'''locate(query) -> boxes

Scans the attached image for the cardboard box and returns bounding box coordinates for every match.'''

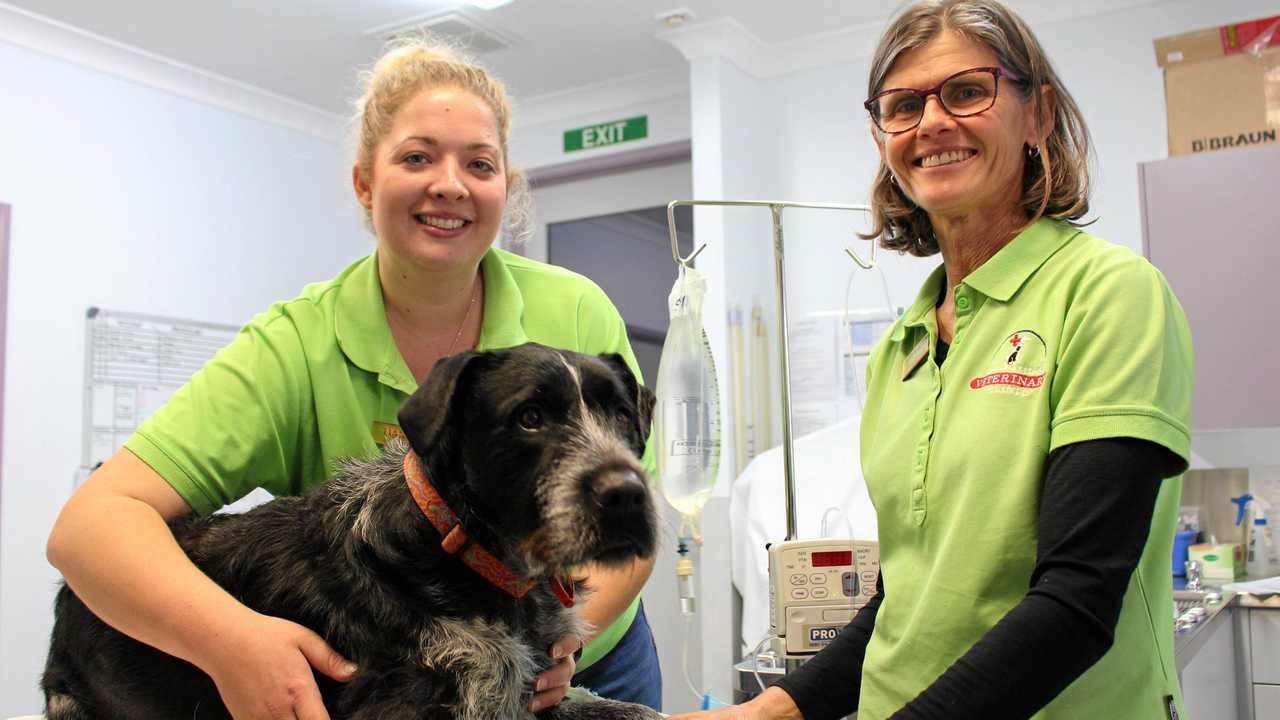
[1189,543,1245,581]
[1153,16,1280,156]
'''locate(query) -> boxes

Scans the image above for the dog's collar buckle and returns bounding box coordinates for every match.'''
[441,525,469,555]
[402,450,538,600]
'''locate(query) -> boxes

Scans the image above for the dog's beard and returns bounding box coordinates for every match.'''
[519,507,656,577]
[518,419,656,577]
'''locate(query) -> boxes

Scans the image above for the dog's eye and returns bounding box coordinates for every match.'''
[517,405,544,431]
[614,409,631,426]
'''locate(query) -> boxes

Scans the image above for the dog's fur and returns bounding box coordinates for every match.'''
[43,343,664,720]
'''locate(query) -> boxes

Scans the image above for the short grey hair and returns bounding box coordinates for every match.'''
[862,0,1094,256]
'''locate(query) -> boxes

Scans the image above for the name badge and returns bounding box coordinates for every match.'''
[372,421,406,446]
[902,334,930,381]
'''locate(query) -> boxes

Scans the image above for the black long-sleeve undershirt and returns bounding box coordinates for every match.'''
[773,436,1183,720]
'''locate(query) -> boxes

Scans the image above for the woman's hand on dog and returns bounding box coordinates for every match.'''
[205,612,357,719]
[528,635,580,713]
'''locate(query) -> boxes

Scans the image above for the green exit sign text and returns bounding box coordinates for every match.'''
[564,116,648,153]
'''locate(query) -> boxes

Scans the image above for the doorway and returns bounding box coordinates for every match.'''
[530,160,692,384]
[547,205,692,384]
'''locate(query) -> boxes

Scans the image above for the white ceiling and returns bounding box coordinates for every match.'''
[5,0,1170,128]
[3,0,909,116]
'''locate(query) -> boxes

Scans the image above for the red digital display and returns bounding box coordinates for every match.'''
[812,550,853,567]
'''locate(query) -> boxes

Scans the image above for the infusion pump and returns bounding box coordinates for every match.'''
[768,539,879,655]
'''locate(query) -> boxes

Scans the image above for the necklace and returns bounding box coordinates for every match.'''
[445,279,481,357]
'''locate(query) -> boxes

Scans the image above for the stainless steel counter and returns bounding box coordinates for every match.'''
[1174,589,1234,673]
[1173,586,1280,672]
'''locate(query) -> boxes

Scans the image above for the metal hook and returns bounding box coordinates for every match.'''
[845,245,876,270]
[667,201,703,268]
[682,243,707,268]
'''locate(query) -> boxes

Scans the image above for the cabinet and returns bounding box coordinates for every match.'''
[1250,611,1280,719]
[1224,607,1280,719]
[1256,684,1280,719]
[1253,611,1280,684]
[1178,604,1280,719]
[1181,607,1238,719]
[1139,144,1280,435]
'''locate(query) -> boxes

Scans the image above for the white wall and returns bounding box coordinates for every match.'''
[0,39,360,714]
[510,68,690,171]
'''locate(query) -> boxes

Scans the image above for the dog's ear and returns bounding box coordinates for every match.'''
[599,353,656,443]
[398,351,485,460]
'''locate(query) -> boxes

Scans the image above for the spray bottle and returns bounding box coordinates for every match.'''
[1233,494,1277,577]
[1248,497,1275,577]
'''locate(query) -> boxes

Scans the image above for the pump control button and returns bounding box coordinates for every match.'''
[791,589,809,600]
[812,588,830,599]
[791,574,807,586]
[810,574,826,584]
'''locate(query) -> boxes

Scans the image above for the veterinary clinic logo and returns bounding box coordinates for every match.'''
[969,330,1047,394]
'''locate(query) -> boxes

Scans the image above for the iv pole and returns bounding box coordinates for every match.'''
[665,200,875,542]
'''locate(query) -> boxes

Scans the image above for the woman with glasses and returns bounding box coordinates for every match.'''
[675,1,1193,719]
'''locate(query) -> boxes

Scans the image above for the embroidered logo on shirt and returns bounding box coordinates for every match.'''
[969,330,1047,394]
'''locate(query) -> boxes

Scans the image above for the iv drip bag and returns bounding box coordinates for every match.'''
[655,264,722,530]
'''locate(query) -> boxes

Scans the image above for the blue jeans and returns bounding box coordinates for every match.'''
[572,601,663,711]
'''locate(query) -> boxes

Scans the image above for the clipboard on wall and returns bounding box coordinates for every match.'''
[78,307,239,486]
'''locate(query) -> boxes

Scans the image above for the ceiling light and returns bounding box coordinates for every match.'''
[461,0,515,9]
[655,7,697,28]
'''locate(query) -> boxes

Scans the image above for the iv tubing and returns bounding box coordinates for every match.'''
[681,614,701,702]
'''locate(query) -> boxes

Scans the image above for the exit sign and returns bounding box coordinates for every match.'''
[564,115,648,152]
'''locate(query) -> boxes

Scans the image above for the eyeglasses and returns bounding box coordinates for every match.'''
[864,66,1014,134]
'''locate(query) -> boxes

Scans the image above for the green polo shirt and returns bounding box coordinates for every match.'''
[125,247,652,671]
[856,219,1193,719]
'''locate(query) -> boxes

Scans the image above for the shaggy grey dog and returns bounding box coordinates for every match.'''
[43,343,664,720]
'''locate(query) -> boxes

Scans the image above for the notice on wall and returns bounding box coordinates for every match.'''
[79,307,239,484]
[788,310,896,438]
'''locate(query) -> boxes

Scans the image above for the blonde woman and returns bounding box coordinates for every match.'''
[47,40,660,718]
[677,1,1192,718]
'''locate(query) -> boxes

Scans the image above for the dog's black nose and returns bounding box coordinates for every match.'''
[594,469,649,514]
